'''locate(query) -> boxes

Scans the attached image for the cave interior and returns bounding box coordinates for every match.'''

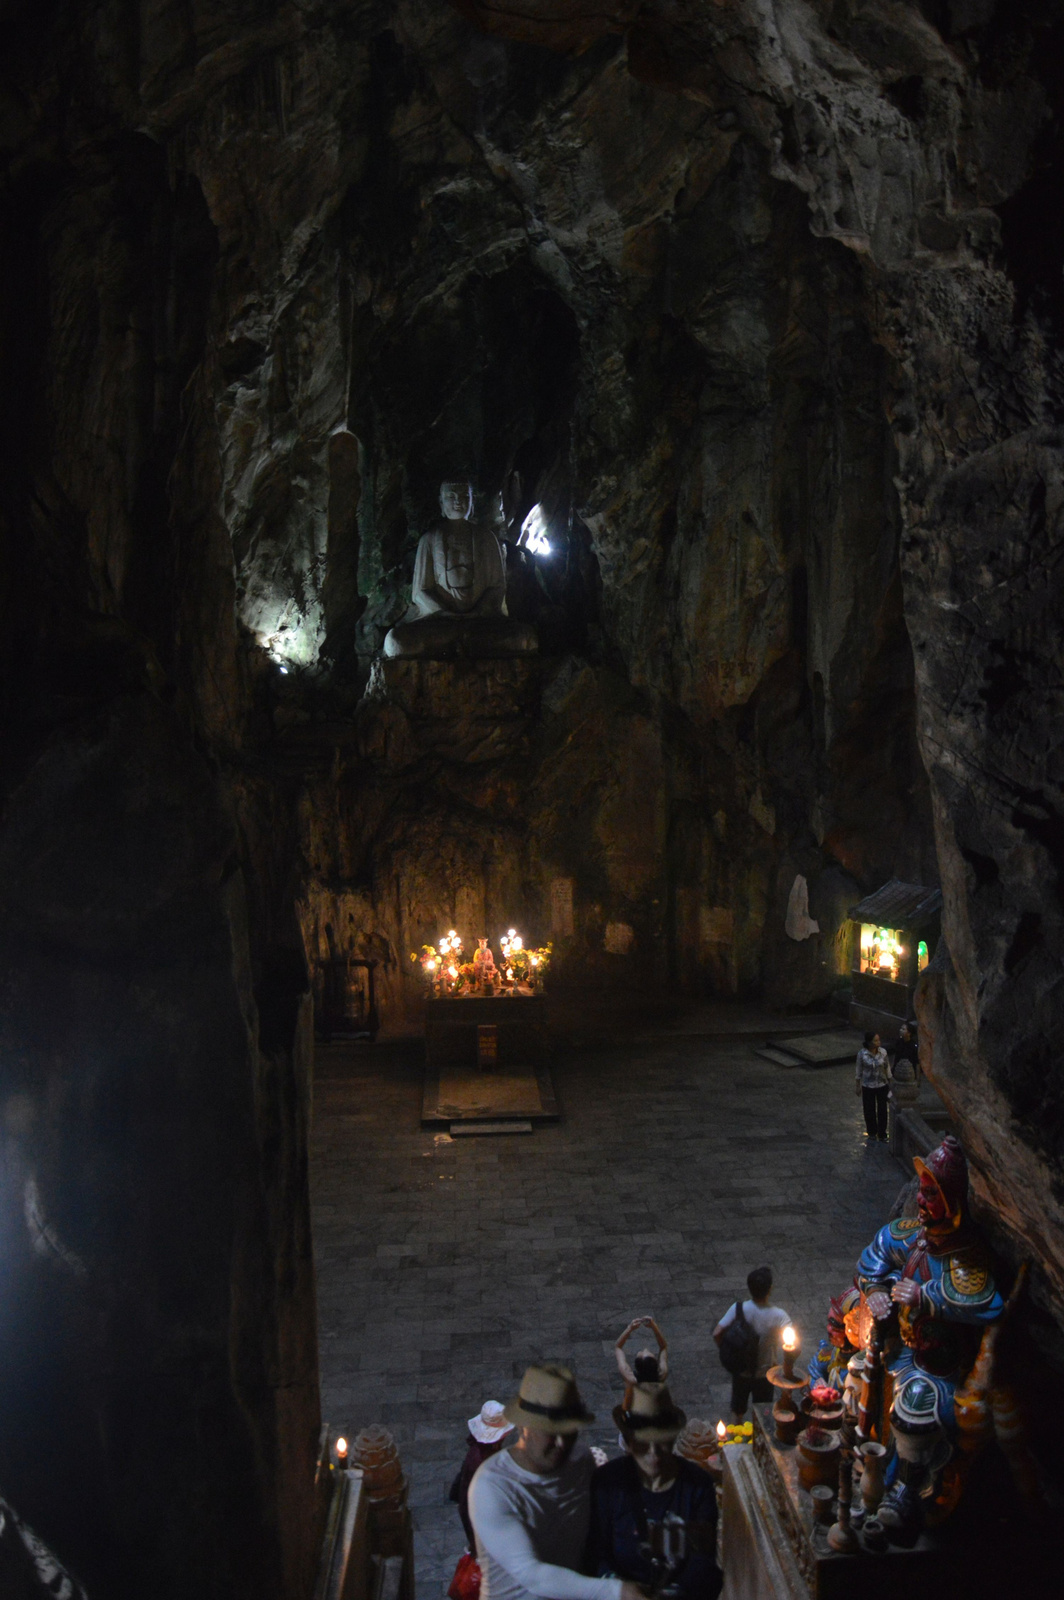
[2,0,1064,1595]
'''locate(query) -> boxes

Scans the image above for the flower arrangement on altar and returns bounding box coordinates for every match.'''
[719,1421,753,1445]
[411,929,552,996]
[498,929,552,990]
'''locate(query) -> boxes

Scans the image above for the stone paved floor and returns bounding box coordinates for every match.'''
[310,1002,907,1598]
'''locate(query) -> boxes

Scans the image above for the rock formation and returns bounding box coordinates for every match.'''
[2,0,1063,1588]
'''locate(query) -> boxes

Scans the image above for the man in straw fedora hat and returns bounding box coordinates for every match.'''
[587,1386,720,1599]
[469,1364,646,1600]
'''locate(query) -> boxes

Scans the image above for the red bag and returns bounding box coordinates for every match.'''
[448,1552,481,1600]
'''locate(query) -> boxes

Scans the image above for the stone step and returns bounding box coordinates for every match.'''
[752,1046,806,1068]
[449,1120,533,1136]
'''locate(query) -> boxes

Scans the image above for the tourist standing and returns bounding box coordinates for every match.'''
[713,1267,790,1423]
[468,1365,643,1600]
[451,1401,514,1550]
[856,1031,890,1140]
[614,1314,669,1401]
[588,1385,721,1599]
[892,1023,918,1080]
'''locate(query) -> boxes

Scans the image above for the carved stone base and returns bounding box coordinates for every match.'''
[382,613,537,659]
[363,656,539,763]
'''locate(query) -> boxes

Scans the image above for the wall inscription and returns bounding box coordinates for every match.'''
[550,877,574,937]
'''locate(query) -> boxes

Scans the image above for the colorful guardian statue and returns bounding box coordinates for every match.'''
[855,1134,1004,1534]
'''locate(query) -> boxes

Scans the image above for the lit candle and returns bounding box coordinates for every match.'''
[781,1323,799,1380]
[716,1420,726,1449]
[781,1325,797,1352]
[336,1435,349,1470]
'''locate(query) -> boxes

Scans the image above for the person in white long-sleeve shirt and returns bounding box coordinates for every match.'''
[469,1364,644,1600]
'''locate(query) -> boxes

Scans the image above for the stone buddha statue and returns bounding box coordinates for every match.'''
[383,481,537,659]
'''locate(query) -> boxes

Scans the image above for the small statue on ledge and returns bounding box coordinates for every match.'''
[807,1286,864,1394]
[383,481,537,660]
[854,1134,1004,1534]
[473,938,496,992]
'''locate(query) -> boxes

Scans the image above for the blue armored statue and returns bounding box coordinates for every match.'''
[855,1134,1004,1535]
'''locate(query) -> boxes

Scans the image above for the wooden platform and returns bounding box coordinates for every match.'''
[421,1063,558,1126]
[421,994,557,1126]
[424,994,547,1070]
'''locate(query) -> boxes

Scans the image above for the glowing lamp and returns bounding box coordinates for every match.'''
[521,504,552,555]
[336,1436,349,1468]
[716,1420,726,1445]
[781,1325,797,1353]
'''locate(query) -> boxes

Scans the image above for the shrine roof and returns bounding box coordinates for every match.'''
[848,878,943,929]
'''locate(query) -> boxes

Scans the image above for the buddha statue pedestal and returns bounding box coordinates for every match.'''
[364,656,540,763]
[384,612,536,661]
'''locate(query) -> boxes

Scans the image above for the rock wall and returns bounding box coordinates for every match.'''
[439,0,1064,1360]
[2,0,1064,1585]
[286,4,938,1022]
[0,66,321,1600]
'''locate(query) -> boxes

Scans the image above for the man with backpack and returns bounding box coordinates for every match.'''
[713,1267,790,1423]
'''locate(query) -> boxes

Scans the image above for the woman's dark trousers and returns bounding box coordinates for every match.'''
[863,1085,889,1139]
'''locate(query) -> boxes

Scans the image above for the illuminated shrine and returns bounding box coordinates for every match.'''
[848,880,942,1035]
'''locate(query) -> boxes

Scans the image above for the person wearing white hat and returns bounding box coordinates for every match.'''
[469,1365,644,1600]
[451,1402,515,1549]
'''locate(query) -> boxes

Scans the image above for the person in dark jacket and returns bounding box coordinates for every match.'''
[892,1023,918,1078]
[587,1386,721,1600]
[450,1400,513,1549]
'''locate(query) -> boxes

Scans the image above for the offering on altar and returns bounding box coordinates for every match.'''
[412,931,468,995]
[412,928,552,996]
[473,938,496,991]
[499,930,552,993]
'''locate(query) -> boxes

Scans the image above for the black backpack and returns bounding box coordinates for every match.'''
[718,1296,760,1376]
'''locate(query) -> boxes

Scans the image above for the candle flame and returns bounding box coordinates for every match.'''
[716,1420,726,1441]
[782,1325,797,1351]
[336,1436,348,1456]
